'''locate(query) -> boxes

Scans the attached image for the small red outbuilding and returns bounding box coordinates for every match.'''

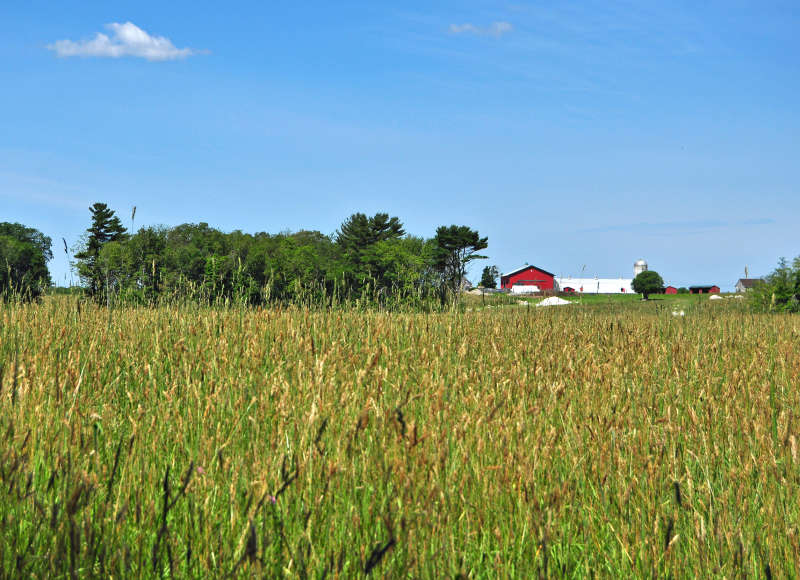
[664,286,678,295]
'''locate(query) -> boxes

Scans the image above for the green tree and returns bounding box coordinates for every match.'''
[127,226,167,302]
[74,203,127,298]
[336,213,405,253]
[749,256,800,312]
[367,236,436,305]
[0,222,52,300]
[336,212,406,292]
[677,287,689,294]
[479,265,499,289]
[97,240,130,301]
[95,227,167,304]
[632,270,664,300]
[202,254,222,301]
[432,225,488,301]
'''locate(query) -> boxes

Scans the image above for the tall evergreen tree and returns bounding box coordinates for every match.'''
[336,213,405,253]
[479,265,499,289]
[336,212,405,288]
[74,203,127,298]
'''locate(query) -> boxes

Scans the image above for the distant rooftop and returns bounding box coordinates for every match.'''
[501,264,555,278]
[736,278,763,288]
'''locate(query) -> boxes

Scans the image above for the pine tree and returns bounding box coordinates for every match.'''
[74,203,127,298]
[432,225,488,301]
[336,212,405,288]
[336,213,405,255]
[480,265,499,289]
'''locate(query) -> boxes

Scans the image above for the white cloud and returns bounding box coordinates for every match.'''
[48,22,203,61]
[449,21,513,37]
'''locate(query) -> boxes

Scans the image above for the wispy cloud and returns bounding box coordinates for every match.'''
[578,218,775,234]
[48,22,204,61]
[739,218,775,226]
[449,21,513,38]
[0,170,94,210]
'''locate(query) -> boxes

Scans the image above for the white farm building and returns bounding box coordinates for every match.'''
[554,277,634,294]
[553,259,645,294]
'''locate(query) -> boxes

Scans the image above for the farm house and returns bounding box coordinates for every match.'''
[500,265,555,293]
[735,278,762,293]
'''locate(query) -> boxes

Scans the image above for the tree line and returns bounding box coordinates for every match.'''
[7,203,799,311]
[60,203,488,308]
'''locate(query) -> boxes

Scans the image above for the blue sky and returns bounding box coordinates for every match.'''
[2,1,798,289]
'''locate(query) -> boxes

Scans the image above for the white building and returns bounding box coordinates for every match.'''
[734,278,762,293]
[555,277,634,294]
[553,259,645,294]
[510,285,540,294]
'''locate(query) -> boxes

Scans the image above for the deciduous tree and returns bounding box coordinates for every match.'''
[0,222,52,300]
[632,270,664,300]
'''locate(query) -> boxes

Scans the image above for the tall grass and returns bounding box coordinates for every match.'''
[0,297,798,576]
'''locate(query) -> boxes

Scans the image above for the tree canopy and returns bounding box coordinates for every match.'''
[335,212,410,292]
[632,270,664,300]
[57,205,483,309]
[0,222,52,300]
[336,212,405,253]
[480,266,499,289]
[74,203,128,298]
[748,256,800,312]
[432,225,488,301]
[1,203,491,309]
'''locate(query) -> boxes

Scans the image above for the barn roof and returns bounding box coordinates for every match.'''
[736,278,762,288]
[501,264,555,278]
[689,285,719,289]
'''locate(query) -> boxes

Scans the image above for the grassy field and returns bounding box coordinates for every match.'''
[1,297,798,577]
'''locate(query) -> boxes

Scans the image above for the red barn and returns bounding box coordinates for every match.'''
[500,265,555,291]
[689,285,720,294]
[664,286,678,295]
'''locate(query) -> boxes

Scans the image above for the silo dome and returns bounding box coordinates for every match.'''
[634,259,648,277]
